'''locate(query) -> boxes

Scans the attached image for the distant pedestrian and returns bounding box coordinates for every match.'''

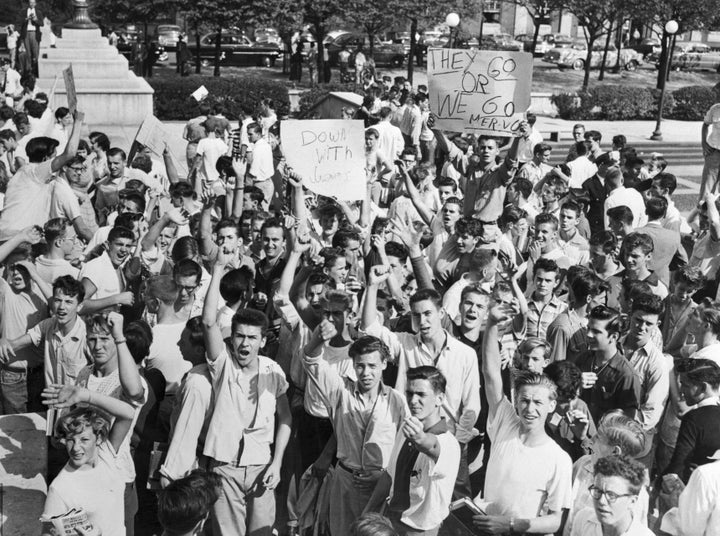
[290,41,303,83]
[323,45,331,83]
[306,42,317,88]
[355,45,366,86]
[701,102,720,197]
[6,25,19,70]
[338,44,350,82]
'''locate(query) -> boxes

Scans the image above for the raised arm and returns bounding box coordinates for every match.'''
[202,251,233,362]
[108,312,144,403]
[51,111,84,172]
[399,162,434,226]
[704,191,720,241]
[231,157,247,219]
[163,144,181,184]
[142,207,188,253]
[0,226,42,265]
[16,260,52,301]
[360,265,390,330]
[482,303,517,422]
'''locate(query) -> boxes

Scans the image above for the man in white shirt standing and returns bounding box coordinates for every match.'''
[701,102,720,198]
[374,106,405,161]
[0,58,23,107]
[247,122,274,209]
[604,167,647,229]
[516,113,544,164]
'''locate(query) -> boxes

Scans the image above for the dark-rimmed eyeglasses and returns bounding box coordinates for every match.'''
[588,485,636,503]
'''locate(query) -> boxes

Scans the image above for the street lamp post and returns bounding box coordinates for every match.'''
[66,0,98,29]
[651,20,679,141]
[446,13,460,48]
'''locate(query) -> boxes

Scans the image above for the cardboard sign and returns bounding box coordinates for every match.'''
[134,115,167,155]
[281,120,366,201]
[62,64,77,113]
[427,48,533,136]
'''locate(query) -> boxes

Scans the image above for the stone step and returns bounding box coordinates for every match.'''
[41,47,119,60]
[39,57,130,79]
[52,38,109,49]
[37,77,153,93]
[62,28,103,40]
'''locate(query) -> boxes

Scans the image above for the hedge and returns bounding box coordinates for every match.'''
[551,85,674,121]
[148,75,290,121]
[670,85,720,121]
[552,84,720,121]
[296,82,362,118]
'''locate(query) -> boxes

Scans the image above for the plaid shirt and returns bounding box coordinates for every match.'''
[525,294,566,340]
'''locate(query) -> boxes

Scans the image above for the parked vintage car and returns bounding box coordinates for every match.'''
[630,37,661,58]
[154,24,181,51]
[544,40,643,70]
[480,33,523,51]
[651,42,720,72]
[516,33,573,56]
[189,32,282,67]
[325,32,407,67]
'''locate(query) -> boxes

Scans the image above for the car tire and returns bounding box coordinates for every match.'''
[571,59,584,70]
[625,60,639,71]
[260,56,272,68]
[391,56,403,67]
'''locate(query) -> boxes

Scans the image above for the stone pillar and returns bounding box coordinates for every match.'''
[65,0,98,30]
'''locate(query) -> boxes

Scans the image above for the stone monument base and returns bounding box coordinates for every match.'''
[38,28,153,126]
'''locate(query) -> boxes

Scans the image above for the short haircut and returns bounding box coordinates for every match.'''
[219,267,253,305]
[246,122,262,135]
[204,116,226,135]
[409,288,442,309]
[702,308,720,337]
[121,190,147,213]
[574,140,590,156]
[510,177,533,200]
[231,308,269,335]
[612,134,627,148]
[589,230,618,255]
[54,407,109,442]
[653,172,677,194]
[650,156,668,172]
[560,200,581,218]
[44,217,71,245]
[594,455,646,494]
[460,282,491,302]
[607,205,634,227]
[513,371,557,400]
[157,470,222,535]
[455,217,483,238]
[244,185,265,204]
[124,321,153,365]
[675,358,720,389]
[26,136,59,163]
[55,106,70,121]
[349,335,390,362]
[595,152,617,168]
[437,177,458,191]
[570,270,606,304]
[260,217,284,235]
[107,226,135,244]
[146,275,179,305]
[86,313,112,335]
[585,130,602,143]
[630,293,663,316]
[533,142,552,156]
[645,196,667,220]
[589,305,623,335]
[320,247,345,269]
[534,257,559,277]
[214,218,240,236]
[385,241,408,263]
[596,412,646,457]
[173,259,202,284]
[0,129,16,142]
[171,236,200,263]
[517,337,551,362]
[673,265,705,289]
[89,132,110,152]
[169,181,196,200]
[498,205,528,232]
[131,154,152,173]
[324,289,354,312]
[406,366,447,394]
[0,105,14,121]
[332,229,361,249]
[535,212,559,231]
[622,279,653,304]
[544,361,582,402]
[621,232,654,256]
[365,127,379,139]
[53,275,85,303]
[107,147,127,161]
[350,513,398,536]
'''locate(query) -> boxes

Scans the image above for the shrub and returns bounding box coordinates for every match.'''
[297,82,362,118]
[551,85,673,120]
[148,75,290,121]
[669,85,720,121]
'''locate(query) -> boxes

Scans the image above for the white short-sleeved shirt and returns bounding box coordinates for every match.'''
[478,397,573,519]
[705,103,720,150]
[387,428,461,530]
[35,255,80,285]
[571,507,654,536]
[196,137,228,185]
[79,251,124,300]
[0,160,54,241]
[42,442,125,536]
[50,178,82,222]
[146,322,193,395]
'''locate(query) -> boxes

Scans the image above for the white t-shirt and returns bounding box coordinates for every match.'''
[35,255,80,285]
[0,159,54,241]
[567,156,598,189]
[146,322,193,395]
[79,251,124,300]
[42,441,125,536]
[50,178,82,222]
[705,103,720,150]
[387,428,460,530]
[604,187,648,229]
[478,397,573,519]
[196,137,228,186]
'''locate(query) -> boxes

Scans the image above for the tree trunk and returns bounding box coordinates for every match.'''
[408,18,417,85]
[314,24,325,83]
[666,34,676,83]
[213,27,222,77]
[599,27,612,81]
[531,14,542,57]
[612,16,623,73]
[368,31,375,56]
[194,22,201,74]
[282,37,292,75]
[583,35,595,89]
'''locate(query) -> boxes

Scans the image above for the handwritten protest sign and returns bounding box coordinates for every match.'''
[133,115,167,155]
[280,120,366,201]
[427,48,533,136]
[62,65,77,113]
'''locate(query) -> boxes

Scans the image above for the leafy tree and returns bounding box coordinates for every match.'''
[91,0,176,41]
[248,0,304,74]
[501,0,565,54]
[341,0,396,55]
[302,0,344,81]
[562,0,612,89]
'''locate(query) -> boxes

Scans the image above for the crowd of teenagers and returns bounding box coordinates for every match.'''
[0,71,719,536]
